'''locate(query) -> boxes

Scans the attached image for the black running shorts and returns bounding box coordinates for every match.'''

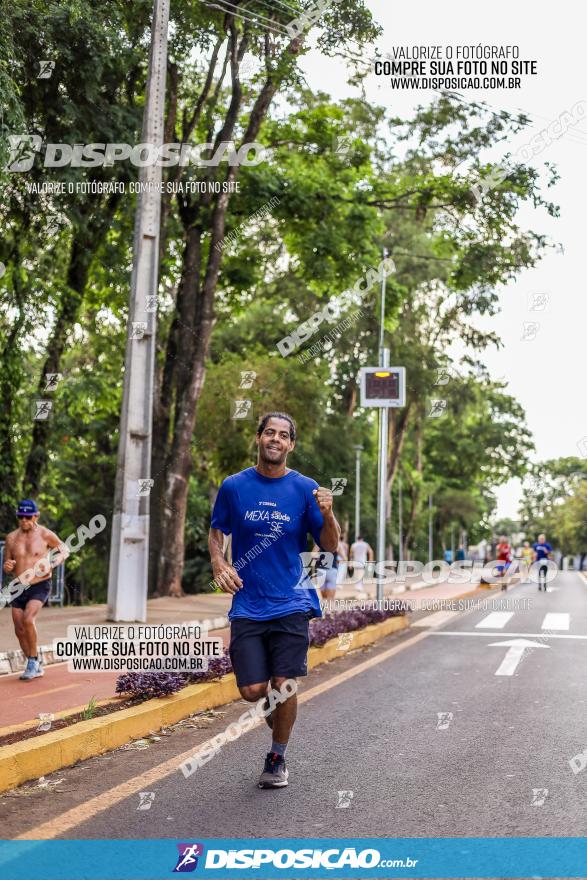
[8,578,52,611]
[229,611,312,687]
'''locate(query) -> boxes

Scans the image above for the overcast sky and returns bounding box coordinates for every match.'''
[300,0,587,519]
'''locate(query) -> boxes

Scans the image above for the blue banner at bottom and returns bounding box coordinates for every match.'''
[0,838,585,879]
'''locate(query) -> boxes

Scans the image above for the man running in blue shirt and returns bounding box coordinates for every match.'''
[208,412,340,789]
[533,533,553,591]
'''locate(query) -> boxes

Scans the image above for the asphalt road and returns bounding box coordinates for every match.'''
[2,572,586,843]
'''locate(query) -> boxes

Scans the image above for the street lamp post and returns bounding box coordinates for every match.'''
[398,474,403,564]
[107,0,170,622]
[358,249,405,607]
[428,494,433,563]
[353,444,363,542]
[376,249,390,606]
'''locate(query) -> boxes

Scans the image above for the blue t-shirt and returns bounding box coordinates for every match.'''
[533,542,552,560]
[211,467,324,621]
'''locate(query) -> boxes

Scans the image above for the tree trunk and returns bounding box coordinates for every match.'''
[387,404,412,496]
[402,418,423,557]
[384,403,412,552]
[151,16,302,595]
[342,380,357,417]
[156,244,213,596]
[22,239,88,496]
[150,45,225,593]
[0,242,28,532]
[150,225,202,594]
[23,196,121,496]
[154,80,279,595]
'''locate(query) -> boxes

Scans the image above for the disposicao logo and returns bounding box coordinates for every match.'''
[173,843,204,873]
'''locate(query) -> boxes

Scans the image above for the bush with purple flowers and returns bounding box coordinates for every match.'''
[309,605,404,647]
[115,670,187,700]
[115,604,406,699]
[186,650,233,684]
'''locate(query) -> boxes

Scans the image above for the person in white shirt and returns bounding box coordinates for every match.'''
[349,536,374,592]
[336,537,349,586]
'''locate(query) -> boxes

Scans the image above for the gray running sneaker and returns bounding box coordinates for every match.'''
[20,658,44,680]
[258,752,288,788]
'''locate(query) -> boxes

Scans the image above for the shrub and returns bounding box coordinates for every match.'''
[185,651,233,684]
[309,605,403,647]
[115,671,187,700]
[115,604,406,698]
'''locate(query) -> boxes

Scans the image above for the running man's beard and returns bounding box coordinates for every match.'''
[261,449,287,465]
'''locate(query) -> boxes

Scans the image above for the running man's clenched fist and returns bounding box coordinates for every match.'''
[313,487,334,516]
[211,560,243,594]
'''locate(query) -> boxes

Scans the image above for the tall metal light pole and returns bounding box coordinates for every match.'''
[398,475,403,564]
[376,249,390,605]
[353,444,363,542]
[428,494,433,563]
[107,0,170,622]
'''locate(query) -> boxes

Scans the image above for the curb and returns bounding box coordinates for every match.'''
[0,616,229,675]
[0,615,408,794]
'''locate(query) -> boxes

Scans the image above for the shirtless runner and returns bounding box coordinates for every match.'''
[3,499,69,680]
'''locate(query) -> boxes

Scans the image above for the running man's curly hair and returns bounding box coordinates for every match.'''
[256,412,296,442]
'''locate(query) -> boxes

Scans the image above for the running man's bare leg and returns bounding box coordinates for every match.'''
[20,599,44,657]
[239,679,297,741]
[239,682,268,703]
[11,608,30,655]
[271,675,297,744]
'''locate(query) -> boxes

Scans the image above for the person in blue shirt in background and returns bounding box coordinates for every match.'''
[208,412,340,789]
[533,533,553,591]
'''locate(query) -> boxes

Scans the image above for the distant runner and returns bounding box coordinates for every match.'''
[520,541,534,581]
[3,500,68,680]
[335,536,349,589]
[495,536,512,591]
[208,413,340,789]
[349,535,373,592]
[311,543,339,602]
[533,533,553,591]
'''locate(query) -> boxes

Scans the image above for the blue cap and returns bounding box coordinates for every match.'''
[16,499,39,517]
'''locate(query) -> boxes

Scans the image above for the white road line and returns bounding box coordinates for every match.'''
[489,639,549,676]
[430,631,587,640]
[541,613,570,631]
[413,611,459,628]
[475,611,514,629]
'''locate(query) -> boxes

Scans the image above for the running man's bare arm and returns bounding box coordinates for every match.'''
[44,528,70,568]
[367,544,374,562]
[208,528,243,594]
[313,488,340,553]
[3,534,16,573]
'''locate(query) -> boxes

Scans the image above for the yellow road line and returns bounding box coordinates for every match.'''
[20,684,81,700]
[16,631,429,840]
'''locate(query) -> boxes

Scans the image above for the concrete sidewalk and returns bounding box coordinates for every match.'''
[0,593,232,658]
[0,578,494,730]
[0,593,234,730]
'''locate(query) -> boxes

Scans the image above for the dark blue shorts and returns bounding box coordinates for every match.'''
[8,578,52,611]
[229,611,312,687]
